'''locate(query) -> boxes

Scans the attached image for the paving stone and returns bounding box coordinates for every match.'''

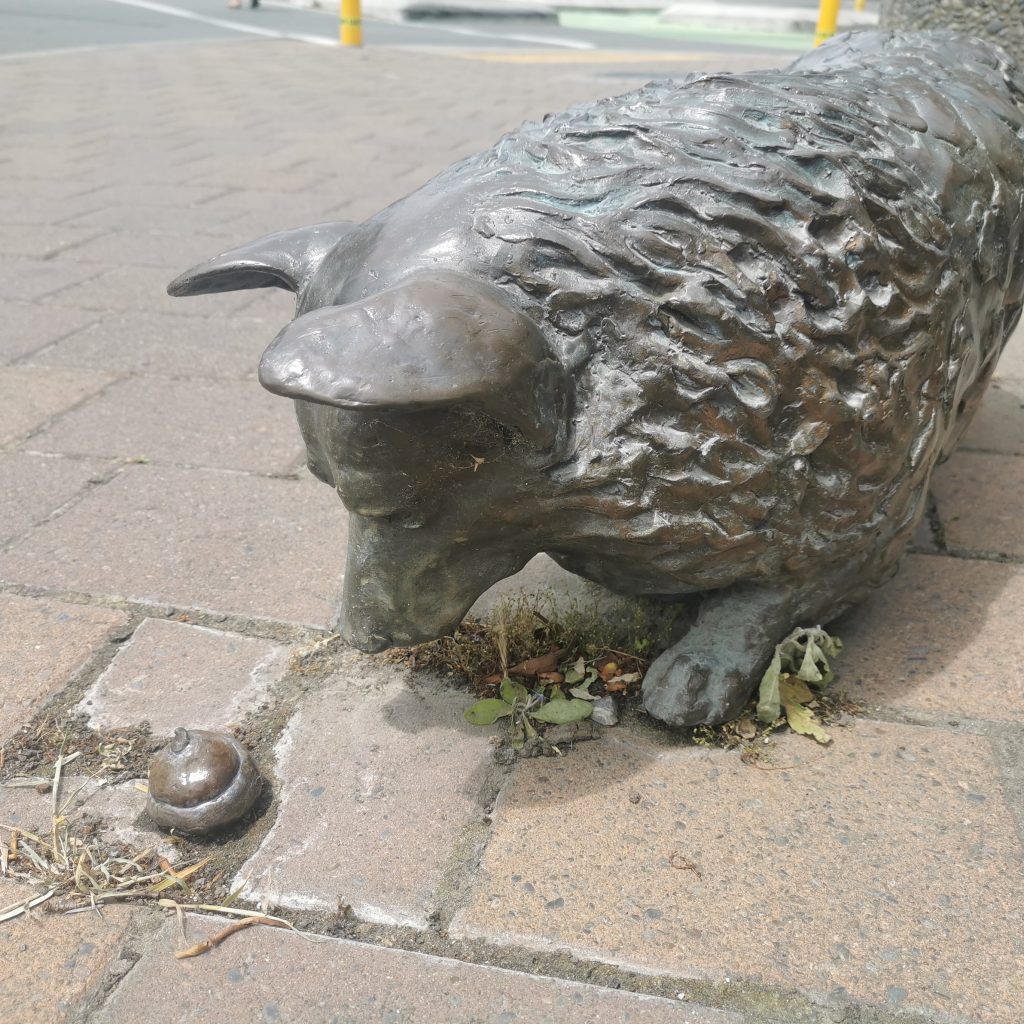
[453,722,1024,1024]
[73,183,229,210]
[0,452,112,546]
[835,554,1024,721]
[0,224,103,260]
[53,229,242,271]
[191,187,343,222]
[962,376,1024,456]
[234,654,494,927]
[1,777,180,864]
[0,879,136,1024]
[1,178,104,203]
[234,286,301,324]
[25,376,304,474]
[908,509,938,552]
[77,618,290,734]
[31,311,274,379]
[997,323,1024,378]
[0,195,105,228]
[47,264,260,318]
[930,452,1024,558]
[0,366,116,446]
[0,465,346,628]
[0,593,129,743]
[188,164,331,196]
[63,202,245,235]
[0,256,105,302]
[470,553,661,626]
[94,913,739,1024]
[0,302,99,364]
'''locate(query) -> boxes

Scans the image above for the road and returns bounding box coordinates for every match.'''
[1,0,806,58]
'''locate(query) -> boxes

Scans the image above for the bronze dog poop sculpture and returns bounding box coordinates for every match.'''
[169,31,1024,728]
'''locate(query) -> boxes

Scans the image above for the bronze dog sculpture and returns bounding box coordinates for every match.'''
[169,31,1024,727]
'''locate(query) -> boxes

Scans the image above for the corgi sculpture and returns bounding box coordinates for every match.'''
[169,32,1024,726]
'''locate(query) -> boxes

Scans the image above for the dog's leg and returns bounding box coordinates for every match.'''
[641,583,807,727]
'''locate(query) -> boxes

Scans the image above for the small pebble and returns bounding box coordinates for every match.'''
[591,695,619,727]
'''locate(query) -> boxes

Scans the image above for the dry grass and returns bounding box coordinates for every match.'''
[0,745,301,958]
[0,745,209,923]
[392,592,685,697]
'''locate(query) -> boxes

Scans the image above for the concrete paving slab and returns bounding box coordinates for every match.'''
[187,164,332,196]
[0,879,136,1024]
[1,777,180,865]
[453,723,1024,1023]
[30,311,273,380]
[92,912,741,1024]
[76,183,231,211]
[0,594,129,743]
[63,202,248,236]
[0,366,117,447]
[0,302,98,364]
[0,196,105,229]
[0,256,104,303]
[996,324,1024,378]
[0,224,103,261]
[1,179,107,203]
[962,377,1024,457]
[47,264,261,318]
[25,376,304,475]
[0,465,346,628]
[930,452,1024,558]
[52,229,242,271]
[835,554,1024,721]
[0,452,111,546]
[76,617,290,735]
[234,654,495,927]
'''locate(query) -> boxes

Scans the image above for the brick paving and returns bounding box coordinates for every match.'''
[92,914,741,1024]
[233,655,497,928]
[76,617,291,734]
[0,34,1021,1024]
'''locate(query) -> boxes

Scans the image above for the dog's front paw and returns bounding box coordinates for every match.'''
[641,649,755,727]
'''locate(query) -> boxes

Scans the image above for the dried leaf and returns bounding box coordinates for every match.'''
[781,700,831,744]
[797,641,825,684]
[756,648,783,724]
[736,717,757,740]
[538,672,565,684]
[508,647,567,677]
[779,676,814,705]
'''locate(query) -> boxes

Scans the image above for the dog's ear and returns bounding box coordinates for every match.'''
[167,221,357,296]
[258,271,570,451]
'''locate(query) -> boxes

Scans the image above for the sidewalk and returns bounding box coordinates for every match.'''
[1,37,1022,1024]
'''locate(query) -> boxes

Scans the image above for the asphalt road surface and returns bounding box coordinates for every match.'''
[1,0,805,57]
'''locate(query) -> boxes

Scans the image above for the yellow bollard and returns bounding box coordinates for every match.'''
[814,0,841,46]
[340,0,362,46]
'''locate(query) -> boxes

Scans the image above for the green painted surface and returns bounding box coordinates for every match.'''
[557,10,814,52]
